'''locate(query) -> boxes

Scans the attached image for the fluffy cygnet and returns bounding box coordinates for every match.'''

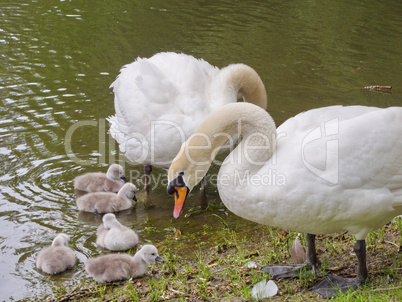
[76,183,137,213]
[85,244,164,282]
[96,213,139,251]
[36,233,76,275]
[74,164,127,192]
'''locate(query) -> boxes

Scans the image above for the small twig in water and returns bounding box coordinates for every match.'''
[363,85,392,90]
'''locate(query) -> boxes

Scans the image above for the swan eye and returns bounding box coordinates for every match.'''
[167,172,186,195]
[176,172,185,186]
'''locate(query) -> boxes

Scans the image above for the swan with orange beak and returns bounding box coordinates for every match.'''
[167,147,214,218]
[167,123,224,218]
[166,102,402,298]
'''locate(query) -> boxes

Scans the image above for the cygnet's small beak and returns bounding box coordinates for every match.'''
[155,256,165,263]
[121,176,128,182]
[132,195,137,202]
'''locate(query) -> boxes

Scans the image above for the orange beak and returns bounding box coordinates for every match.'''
[173,186,189,218]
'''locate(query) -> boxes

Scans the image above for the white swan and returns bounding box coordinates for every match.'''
[36,233,76,275]
[167,102,402,297]
[85,244,164,282]
[74,164,127,192]
[96,213,139,251]
[107,52,267,194]
[76,183,137,213]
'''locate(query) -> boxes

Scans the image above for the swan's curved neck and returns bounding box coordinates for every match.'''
[117,190,132,206]
[210,64,268,110]
[52,237,66,247]
[107,221,122,229]
[106,170,117,181]
[133,253,150,267]
[117,190,126,198]
[171,103,276,191]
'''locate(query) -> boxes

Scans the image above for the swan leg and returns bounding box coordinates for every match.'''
[144,165,152,196]
[200,175,208,210]
[309,239,367,298]
[354,239,368,282]
[306,233,320,273]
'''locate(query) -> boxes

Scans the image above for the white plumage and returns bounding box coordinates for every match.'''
[168,102,402,296]
[107,52,267,192]
[74,164,127,193]
[76,182,137,213]
[36,233,76,275]
[85,244,164,282]
[96,213,139,251]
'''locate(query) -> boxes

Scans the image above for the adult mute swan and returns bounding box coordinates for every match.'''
[74,164,127,193]
[167,102,402,297]
[36,233,76,275]
[107,52,267,195]
[85,244,164,282]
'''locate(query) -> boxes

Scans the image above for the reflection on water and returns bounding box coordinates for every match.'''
[1,0,401,300]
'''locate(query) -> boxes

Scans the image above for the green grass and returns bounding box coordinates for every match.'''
[32,216,402,302]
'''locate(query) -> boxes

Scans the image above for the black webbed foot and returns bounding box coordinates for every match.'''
[309,274,363,298]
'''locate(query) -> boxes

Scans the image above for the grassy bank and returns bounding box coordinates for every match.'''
[37,214,401,301]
